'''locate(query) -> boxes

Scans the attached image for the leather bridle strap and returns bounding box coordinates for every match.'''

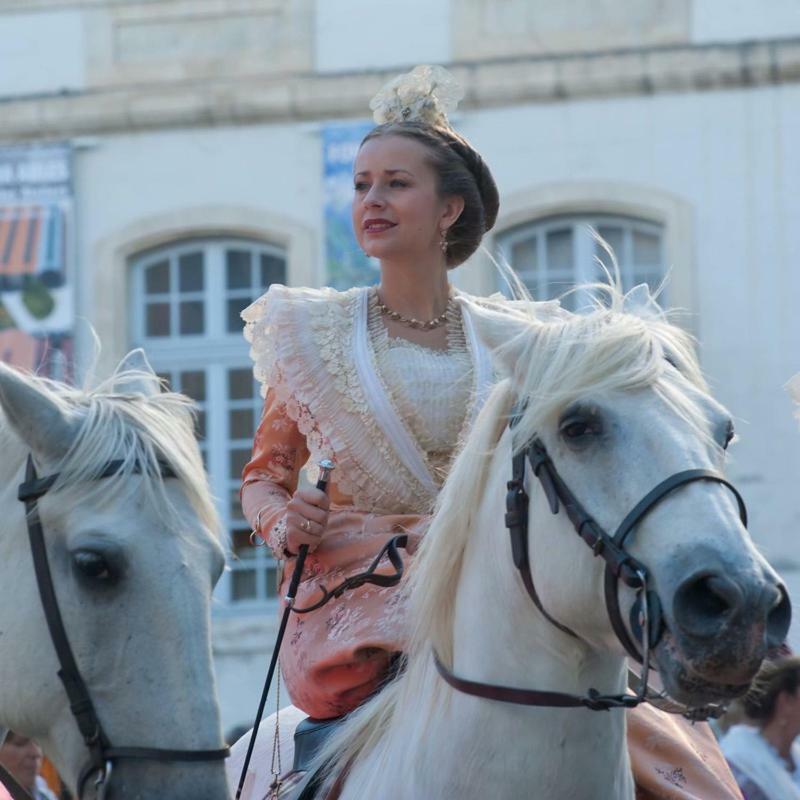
[21,455,112,788]
[506,449,582,639]
[433,652,639,711]
[603,468,748,662]
[18,455,229,799]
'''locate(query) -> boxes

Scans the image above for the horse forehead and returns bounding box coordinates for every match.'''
[59,481,218,552]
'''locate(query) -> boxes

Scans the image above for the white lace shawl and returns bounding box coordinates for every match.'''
[242,285,493,515]
[721,724,800,799]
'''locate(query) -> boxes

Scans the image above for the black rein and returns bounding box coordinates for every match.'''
[13,455,229,800]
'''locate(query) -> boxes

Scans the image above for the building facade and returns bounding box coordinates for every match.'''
[1,0,799,734]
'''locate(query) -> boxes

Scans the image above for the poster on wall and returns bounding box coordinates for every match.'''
[0,143,74,380]
[323,121,379,289]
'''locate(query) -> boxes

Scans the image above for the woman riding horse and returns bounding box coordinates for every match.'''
[242,65,742,798]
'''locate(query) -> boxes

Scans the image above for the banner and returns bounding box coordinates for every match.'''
[322,122,378,289]
[0,143,74,379]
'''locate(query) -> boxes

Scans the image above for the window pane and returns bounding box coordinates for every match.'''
[229,447,251,479]
[229,408,254,440]
[146,302,170,337]
[227,297,250,333]
[260,253,286,288]
[230,487,244,520]
[180,370,206,402]
[510,237,537,274]
[546,228,574,271]
[596,226,624,263]
[179,301,204,334]
[228,368,254,400]
[179,252,204,292]
[144,260,170,294]
[226,250,251,289]
[633,230,660,267]
[195,410,206,440]
[264,564,279,597]
[545,276,578,306]
[232,569,257,601]
[232,528,255,559]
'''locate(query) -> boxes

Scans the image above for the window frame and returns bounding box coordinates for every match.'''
[496,214,666,309]
[130,237,287,612]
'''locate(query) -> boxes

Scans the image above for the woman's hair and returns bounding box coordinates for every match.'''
[361,121,499,268]
[742,656,800,722]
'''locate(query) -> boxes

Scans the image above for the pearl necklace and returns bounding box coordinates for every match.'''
[375,292,452,330]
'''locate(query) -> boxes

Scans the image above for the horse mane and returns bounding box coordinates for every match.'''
[0,366,220,539]
[315,282,713,791]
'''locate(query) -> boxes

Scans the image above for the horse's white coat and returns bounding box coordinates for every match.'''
[303,289,786,800]
[0,355,230,799]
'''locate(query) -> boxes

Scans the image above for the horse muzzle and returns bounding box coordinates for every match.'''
[655,571,791,703]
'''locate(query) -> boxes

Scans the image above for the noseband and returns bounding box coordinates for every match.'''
[436,408,748,717]
[5,455,229,800]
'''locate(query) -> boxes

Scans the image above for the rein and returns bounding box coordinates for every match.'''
[14,455,229,800]
[435,409,748,718]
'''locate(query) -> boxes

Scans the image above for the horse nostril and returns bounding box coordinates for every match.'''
[766,584,792,649]
[673,573,744,639]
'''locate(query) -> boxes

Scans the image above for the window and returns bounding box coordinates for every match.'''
[131,238,286,607]
[497,216,665,311]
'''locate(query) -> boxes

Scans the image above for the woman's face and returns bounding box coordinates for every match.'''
[779,687,800,737]
[0,733,42,791]
[352,135,463,265]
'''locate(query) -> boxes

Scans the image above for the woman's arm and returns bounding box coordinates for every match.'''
[241,388,329,557]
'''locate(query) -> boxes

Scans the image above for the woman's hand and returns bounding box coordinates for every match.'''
[285,487,330,553]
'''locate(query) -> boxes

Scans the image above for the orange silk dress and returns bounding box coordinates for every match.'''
[241,284,742,799]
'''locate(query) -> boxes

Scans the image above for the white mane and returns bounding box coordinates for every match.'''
[316,283,713,787]
[0,367,220,538]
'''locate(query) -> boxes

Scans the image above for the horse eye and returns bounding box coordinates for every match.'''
[723,420,735,450]
[562,421,592,439]
[73,550,114,583]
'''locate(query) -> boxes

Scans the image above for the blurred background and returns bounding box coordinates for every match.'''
[1,0,798,738]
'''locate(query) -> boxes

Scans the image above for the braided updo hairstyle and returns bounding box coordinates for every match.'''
[360,121,499,269]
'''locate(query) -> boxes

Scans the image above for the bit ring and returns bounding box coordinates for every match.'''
[301,519,311,532]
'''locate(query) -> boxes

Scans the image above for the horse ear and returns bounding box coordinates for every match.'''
[114,349,160,397]
[461,299,539,378]
[0,363,79,460]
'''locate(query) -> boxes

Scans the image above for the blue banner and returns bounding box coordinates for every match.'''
[322,122,378,289]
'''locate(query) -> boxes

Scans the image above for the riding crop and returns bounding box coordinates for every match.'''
[235,459,335,800]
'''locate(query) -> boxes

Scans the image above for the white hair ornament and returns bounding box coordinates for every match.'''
[369,65,464,127]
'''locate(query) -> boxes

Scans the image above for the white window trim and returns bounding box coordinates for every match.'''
[497,214,666,309]
[129,236,290,611]
[461,182,696,333]
[84,205,316,381]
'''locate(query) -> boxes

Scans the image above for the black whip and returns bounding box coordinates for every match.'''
[235,459,335,799]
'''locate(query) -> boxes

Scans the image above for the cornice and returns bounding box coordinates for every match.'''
[1,37,799,143]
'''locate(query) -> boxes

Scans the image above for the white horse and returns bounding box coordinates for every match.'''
[0,353,230,799]
[234,287,790,800]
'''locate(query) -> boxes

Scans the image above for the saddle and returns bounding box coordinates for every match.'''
[282,716,344,800]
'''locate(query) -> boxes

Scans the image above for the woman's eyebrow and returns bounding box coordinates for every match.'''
[354,168,415,178]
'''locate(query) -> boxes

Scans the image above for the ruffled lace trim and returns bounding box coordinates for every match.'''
[243,285,440,514]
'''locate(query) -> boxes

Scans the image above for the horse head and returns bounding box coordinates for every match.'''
[469,291,790,710]
[0,352,229,799]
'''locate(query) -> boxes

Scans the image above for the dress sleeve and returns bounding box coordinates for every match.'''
[241,387,310,558]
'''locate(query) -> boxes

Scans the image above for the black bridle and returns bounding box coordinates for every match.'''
[436,410,748,716]
[2,455,229,800]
